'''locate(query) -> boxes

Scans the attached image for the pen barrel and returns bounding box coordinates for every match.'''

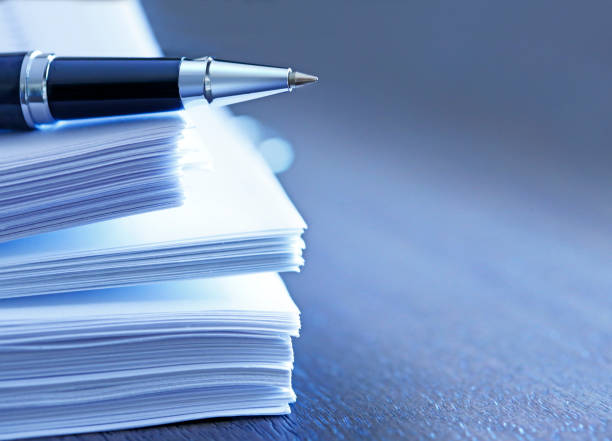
[0,52,29,130]
[47,58,183,120]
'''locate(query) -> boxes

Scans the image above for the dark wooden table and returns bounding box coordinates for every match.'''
[42,1,611,440]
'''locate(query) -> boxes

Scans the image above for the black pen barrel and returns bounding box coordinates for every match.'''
[47,58,183,120]
[0,52,29,130]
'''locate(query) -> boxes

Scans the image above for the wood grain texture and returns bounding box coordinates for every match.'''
[36,1,611,440]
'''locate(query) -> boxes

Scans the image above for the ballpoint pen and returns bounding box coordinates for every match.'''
[0,51,318,130]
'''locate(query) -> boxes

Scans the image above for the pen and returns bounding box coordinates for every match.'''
[0,51,318,130]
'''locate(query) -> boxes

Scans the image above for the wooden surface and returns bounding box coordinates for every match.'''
[41,1,611,440]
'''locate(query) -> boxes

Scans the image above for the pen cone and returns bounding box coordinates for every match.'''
[289,71,318,89]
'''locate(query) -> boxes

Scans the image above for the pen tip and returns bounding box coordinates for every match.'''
[289,71,318,89]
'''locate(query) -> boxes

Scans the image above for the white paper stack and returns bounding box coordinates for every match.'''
[0,106,306,298]
[0,114,190,243]
[0,0,305,439]
[0,273,299,440]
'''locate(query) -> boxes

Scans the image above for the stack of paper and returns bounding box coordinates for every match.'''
[0,0,306,438]
[0,106,306,299]
[0,273,299,440]
[0,115,190,243]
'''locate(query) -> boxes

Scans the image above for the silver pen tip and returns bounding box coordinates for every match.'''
[289,71,318,89]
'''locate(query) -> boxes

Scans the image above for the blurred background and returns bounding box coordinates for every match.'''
[142,1,610,439]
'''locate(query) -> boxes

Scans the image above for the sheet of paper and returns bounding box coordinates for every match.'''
[0,273,300,323]
[0,0,162,56]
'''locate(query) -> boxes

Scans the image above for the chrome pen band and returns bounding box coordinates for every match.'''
[178,57,295,108]
[178,57,213,106]
[19,51,56,128]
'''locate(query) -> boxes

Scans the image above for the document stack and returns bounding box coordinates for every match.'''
[0,1,305,439]
[0,274,300,439]
[0,107,305,299]
[0,115,188,243]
